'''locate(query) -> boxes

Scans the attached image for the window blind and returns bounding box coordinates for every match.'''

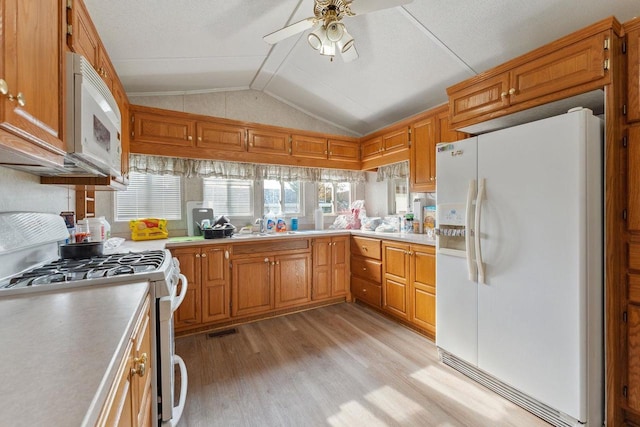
[115,172,182,221]
[203,179,253,216]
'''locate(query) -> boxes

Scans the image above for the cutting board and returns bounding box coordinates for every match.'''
[192,208,214,236]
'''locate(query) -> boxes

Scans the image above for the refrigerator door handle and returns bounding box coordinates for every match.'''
[465,179,477,281]
[475,178,486,284]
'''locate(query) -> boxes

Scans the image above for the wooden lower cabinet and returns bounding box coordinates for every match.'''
[232,255,274,317]
[171,246,231,330]
[275,253,312,308]
[312,236,350,301]
[374,240,437,338]
[350,236,382,308]
[97,294,152,427]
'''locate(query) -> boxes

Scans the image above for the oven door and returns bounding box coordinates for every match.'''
[158,273,188,426]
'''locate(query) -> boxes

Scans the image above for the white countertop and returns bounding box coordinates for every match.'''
[114,229,435,251]
[0,281,150,427]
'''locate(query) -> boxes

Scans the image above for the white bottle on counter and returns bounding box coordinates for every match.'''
[314,208,324,230]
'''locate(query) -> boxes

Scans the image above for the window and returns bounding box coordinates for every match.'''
[115,172,181,221]
[318,182,351,215]
[392,177,409,214]
[263,180,302,215]
[203,178,253,216]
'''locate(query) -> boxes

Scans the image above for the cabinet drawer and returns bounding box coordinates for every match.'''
[351,256,382,283]
[351,236,381,260]
[631,242,640,272]
[351,276,381,307]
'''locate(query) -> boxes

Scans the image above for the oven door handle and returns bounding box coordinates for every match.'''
[166,354,188,427]
[172,274,188,312]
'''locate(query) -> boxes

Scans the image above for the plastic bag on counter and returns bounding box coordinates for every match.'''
[103,237,125,250]
[375,216,401,233]
[329,215,349,229]
[360,217,382,231]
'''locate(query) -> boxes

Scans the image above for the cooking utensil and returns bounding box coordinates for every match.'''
[59,242,104,259]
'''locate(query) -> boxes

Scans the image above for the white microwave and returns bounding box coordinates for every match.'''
[66,52,122,177]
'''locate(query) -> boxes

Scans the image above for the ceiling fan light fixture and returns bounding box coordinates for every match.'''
[336,28,354,53]
[320,40,336,57]
[307,26,326,50]
[326,21,345,42]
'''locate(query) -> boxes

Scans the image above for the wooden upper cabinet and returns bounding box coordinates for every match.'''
[67,0,99,65]
[448,23,611,128]
[383,127,409,154]
[448,73,511,126]
[626,19,640,123]
[132,110,196,147]
[197,121,246,152]
[629,126,640,232]
[0,0,66,155]
[361,136,383,161]
[291,134,327,160]
[410,116,436,193]
[328,139,360,163]
[247,128,290,155]
[509,33,606,105]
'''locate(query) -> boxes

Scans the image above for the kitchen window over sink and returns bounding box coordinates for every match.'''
[263,180,302,215]
[115,172,182,221]
[203,178,254,216]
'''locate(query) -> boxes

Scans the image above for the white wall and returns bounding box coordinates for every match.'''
[0,167,74,214]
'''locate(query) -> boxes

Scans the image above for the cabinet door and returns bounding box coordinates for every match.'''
[247,128,290,155]
[382,242,410,319]
[328,139,360,163]
[410,116,436,192]
[331,236,350,297]
[67,0,100,66]
[132,110,196,147]
[351,236,381,260]
[411,246,436,336]
[232,256,273,317]
[197,121,246,152]
[275,253,311,308]
[133,296,152,427]
[448,73,511,125]
[202,246,231,323]
[628,25,640,123]
[172,248,201,328]
[312,237,332,300]
[97,46,116,91]
[509,33,606,106]
[383,127,409,154]
[99,340,134,427]
[629,127,640,232]
[351,276,381,307]
[291,134,327,160]
[361,136,383,160]
[629,304,640,413]
[1,0,66,152]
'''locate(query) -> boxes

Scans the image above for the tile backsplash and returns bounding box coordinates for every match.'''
[0,167,73,214]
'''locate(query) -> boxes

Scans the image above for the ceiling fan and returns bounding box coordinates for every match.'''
[263,0,413,62]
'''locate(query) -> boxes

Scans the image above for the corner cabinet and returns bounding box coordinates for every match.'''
[0,0,66,168]
[447,20,613,129]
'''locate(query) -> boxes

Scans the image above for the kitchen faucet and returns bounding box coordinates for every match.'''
[254,217,265,233]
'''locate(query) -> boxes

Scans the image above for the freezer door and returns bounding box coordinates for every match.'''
[435,137,479,365]
[475,110,602,423]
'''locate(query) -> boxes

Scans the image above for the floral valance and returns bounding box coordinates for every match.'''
[376,160,409,182]
[129,154,365,183]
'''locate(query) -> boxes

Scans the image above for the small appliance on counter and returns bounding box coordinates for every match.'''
[186,201,214,236]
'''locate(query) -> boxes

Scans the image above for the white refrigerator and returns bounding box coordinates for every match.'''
[435,108,603,427]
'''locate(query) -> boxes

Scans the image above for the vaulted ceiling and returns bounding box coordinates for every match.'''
[84,0,638,135]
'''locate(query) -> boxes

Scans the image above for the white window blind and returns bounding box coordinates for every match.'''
[203,178,253,216]
[115,172,182,221]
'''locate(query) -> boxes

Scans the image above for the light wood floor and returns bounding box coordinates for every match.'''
[175,303,550,427]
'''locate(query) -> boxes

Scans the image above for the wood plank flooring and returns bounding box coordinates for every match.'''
[175,303,550,427]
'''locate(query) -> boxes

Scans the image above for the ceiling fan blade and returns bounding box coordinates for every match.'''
[341,45,359,63]
[263,17,317,45]
[348,0,413,15]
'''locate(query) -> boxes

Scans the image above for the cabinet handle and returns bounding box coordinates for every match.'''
[198,136,202,141]
[202,253,207,257]
[276,261,280,265]
[132,353,148,377]
[362,246,368,251]
[362,288,367,293]
[271,261,276,266]
[196,254,200,258]
[225,250,229,259]
[362,267,367,271]
[0,79,8,95]
[264,258,269,263]
[187,135,193,141]
[508,88,516,95]
[500,91,508,98]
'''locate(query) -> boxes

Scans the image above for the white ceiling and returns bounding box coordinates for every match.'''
[84,0,639,136]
